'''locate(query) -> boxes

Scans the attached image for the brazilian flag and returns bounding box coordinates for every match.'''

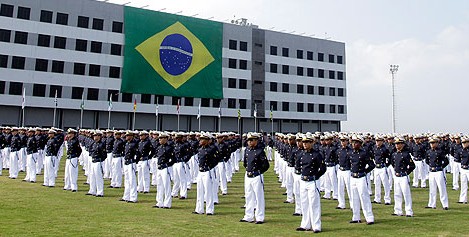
[121,6,223,99]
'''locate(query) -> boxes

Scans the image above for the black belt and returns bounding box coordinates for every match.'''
[247,171,261,178]
[376,163,387,168]
[351,172,367,178]
[199,167,210,172]
[67,156,79,159]
[325,162,336,167]
[301,175,317,182]
[413,158,423,161]
[92,158,104,163]
[158,163,171,170]
[339,167,350,171]
[395,172,407,177]
[113,154,124,158]
[430,167,443,172]
[294,170,301,175]
[10,149,19,152]
[462,165,469,170]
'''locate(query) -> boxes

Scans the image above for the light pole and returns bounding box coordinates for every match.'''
[390,65,399,133]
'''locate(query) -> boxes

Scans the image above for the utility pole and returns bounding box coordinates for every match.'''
[390,65,399,133]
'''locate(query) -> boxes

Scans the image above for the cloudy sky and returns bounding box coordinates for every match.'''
[108,0,469,133]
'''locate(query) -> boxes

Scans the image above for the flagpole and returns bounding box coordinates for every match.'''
[237,106,240,136]
[79,91,84,128]
[21,87,25,127]
[155,97,159,131]
[53,91,57,127]
[218,106,221,133]
[197,101,201,131]
[22,107,25,127]
[270,105,273,137]
[177,99,180,132]
[132,95,137,130]
[254,104,257,132]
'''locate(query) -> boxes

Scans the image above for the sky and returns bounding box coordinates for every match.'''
[107,0,469,133]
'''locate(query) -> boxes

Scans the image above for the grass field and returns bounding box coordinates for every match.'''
[1,158,468,237]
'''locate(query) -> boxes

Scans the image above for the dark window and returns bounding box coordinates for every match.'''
[49,85,62,98]
[254,80,263,85]
[112,21,123,33]
[212,99,221,108]
[201,98,210,107]
[319,104,325,113]
[73,63,86,75]
[87,88,99,101]
[72,87,83,100]
[228,98,236,108]
[318,86,325,95]
[282,47,289,57]
[307,68,314,77]
[297,50,303,59]
[254,61,262,66]
[338,71,344,80]
[228,58,236,69]
[239,79,247,89]
[184,97,193,106]
[33,84,46,97]
[239,60,247,70]
[54,36,66,49]
[318,69,325,78]
[37,34,50,47]
[329,87,336,96]
[297,85,304,94]
[108,90,119,102]
[270,63,277,73]
[329,54,335,63]
[0,80,5,94]
[307,86,314,95]
[329,70,335,79]
[109,67,121,78]
[51,60,64,73]
[297,67,304,76]
[0,4,14,17]
[282,83,289,93]
[35,59,48,72]
[90,41,102,53]
[270,46,277,55]
[0,54,7,68]
[40,10,53,23]
[307,51,313,60]
[330,105,336,113]
[92,18,104,30]
[17,6,30,20]
[297,103,304,112]
[254,43,262,47]
[14,31,28,44]
[307,103,314,112]
[282,65,289,75]
[172,97,181,105]
[338,105,345,114]
[77,16,89,28]
[9,82,23,95]
[75,39,87,51]
[228,78,236,88]
[0,29,11,42]
[270,82,277,92]
[122,93,132,103]
[11,56,25,69]
[240,41,248,51]
[338,88,344,97]
[154,95,164,104]
[229,40,237,50]
[56,13,68,25]
[318,53,324,62]
[282,102,289,111]
[89,64,100,77]
[141,94,151,104]
[337,55,343,64]
[239,99,247,109]
[270,101,277,111]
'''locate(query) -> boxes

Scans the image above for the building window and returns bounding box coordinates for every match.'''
[254,61,262,66]
[318,53,324,62]
[239,79,247,89]
[307,103,314,112]
[240,41,248,51]
[297,85,304,94]
[121,93,132,103]
[112,21,123,33]
[270,63,277,73]
[51,60,64,73]
[201,98,210,107]
[229,40,237,50]
[37,34,50,47]
[297,103,304,112]
[297,50,303,59]
[0,80,5,94]
[318,86,325,95]
[212,99,221,108]
[337,55,343,64]
[14,31,28,44]
[270,46,277,55]
[77,16,89,28]
[228,78,236,88]
[338,71,344,80]
[154,95,164,104]
[11,56,25,69]
[228,58,236,69]
[9,82,23,95]
[141,94,151,104]
[73,63,86,75]
[54,36,66,49]
[49,85,62,98]
[282,47,289,57]
[109,67,121,78]
[75,39,87,52]
[329,87,336,96]
[307,51,313,60]
[239,99,247,109]
[228,98,236,108]
[92,18,104,30]
[184,97,194,106]
[35,59,48,72]
[90,41,102,53]
[89,64,100,77]
[108,90,119,102]
[318,69,325,78]
[338,88,344,97]
[239,60,247,70]
[87,88,99,101]
[270,101,277,111]
[328,54,335,63]
[306,68,314,77]
[255,43,262,48]
[319,104,325,113]
[0,4,14,17]
[56,13,68,25]
[297,67,304,76]
[282,65,289,75]
[17,6,31,20]
[329,70,335,79]
[270,82,278,92]
[338,105,345,114]
[282,83,289,93]
[282,102,289,111]
[307,85,314,95]
[0,54,8,68]
[0,29,11,42]
[33,84,46,97]
[330,105,336,113]
[40,10,53,23]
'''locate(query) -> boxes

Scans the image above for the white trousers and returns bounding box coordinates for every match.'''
[393,175,413,216]
[374,167,391,204]
[150,158,158,186]
[323,166,338,199]
[137,159,150,192]
[19,148,26,172]
[225,160,233,182]
[293,174,302,214]
[243,173,265,222]
[123,163,138,202]
[299,179,321,231]
[459,168,469,203]
[103,153,112,179]
[452,162,461,190]
[156,167,173,208]
[64,158,79,191]
[350,176,374,222]
[111,157,123,188]
[337,169,352,208]
[285,166,295,202]
[428,171,448,208]
[9,151,19,178]
[189,155,199,183]
[25,153,38,182]
[212,166,220,203]
[43,155,57,186]
[412,160,427,187]
[233,149,241,172]
[2,147,10,169]
[88,162,104,196]
[216,162,228,195]
[195,170,214,214]
[171,162,187,198]
[36,149,44,174]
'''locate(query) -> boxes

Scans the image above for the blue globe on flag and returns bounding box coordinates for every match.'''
[159,34,193,76]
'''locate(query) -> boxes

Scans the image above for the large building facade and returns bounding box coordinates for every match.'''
[0,0,347,133]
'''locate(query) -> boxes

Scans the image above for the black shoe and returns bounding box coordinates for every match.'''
[86,193,93,196]
[240,206,246,209]
[206,213,213,215]
[425,206,436,209]
[143,191,149,194]
[152,205,160,208]
[214,202,219,205]
[30,181,36,183]
[96,195,104,197]
[71,190,77,192]
[391,213,402,216]
[284,201,292,204]
[406,215,413,217]
[255,221,264,224]
[192,211,202,214]
[366,222,374,225]
[313,230,321,233]
[385,203,391,205]
[292,213,301,216]
[239,219,252,223]
[119,199,127,202]
[371,201,381,204]
[296,227,307,231]
[128,201,137,203]
[282,193,287,195]
[349,220,361,224]
[179,197,186,200]
[443,207,449,210]
[163,207,170,209]
[108,185,114,188]
[335,207,345,210]
[222,193,227,196]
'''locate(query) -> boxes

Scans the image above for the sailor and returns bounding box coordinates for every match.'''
[136,130,153,194]
[64,128,82,192]
[154,132,175,209]
[43,129,59,187]
[391,137,415,217]
[8,127,21,179]
[411,134,428,188]
[425,136,449,210]
[121,131,138,203]
[86,131,106,197]
[336,135,352,209]
[171,132,190,199]
[456,136,469,204]
[104,130,115,179]
[110,130,125,188]
[23,128,38,183]
[372,135,391,205]
[322,134,338,200]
